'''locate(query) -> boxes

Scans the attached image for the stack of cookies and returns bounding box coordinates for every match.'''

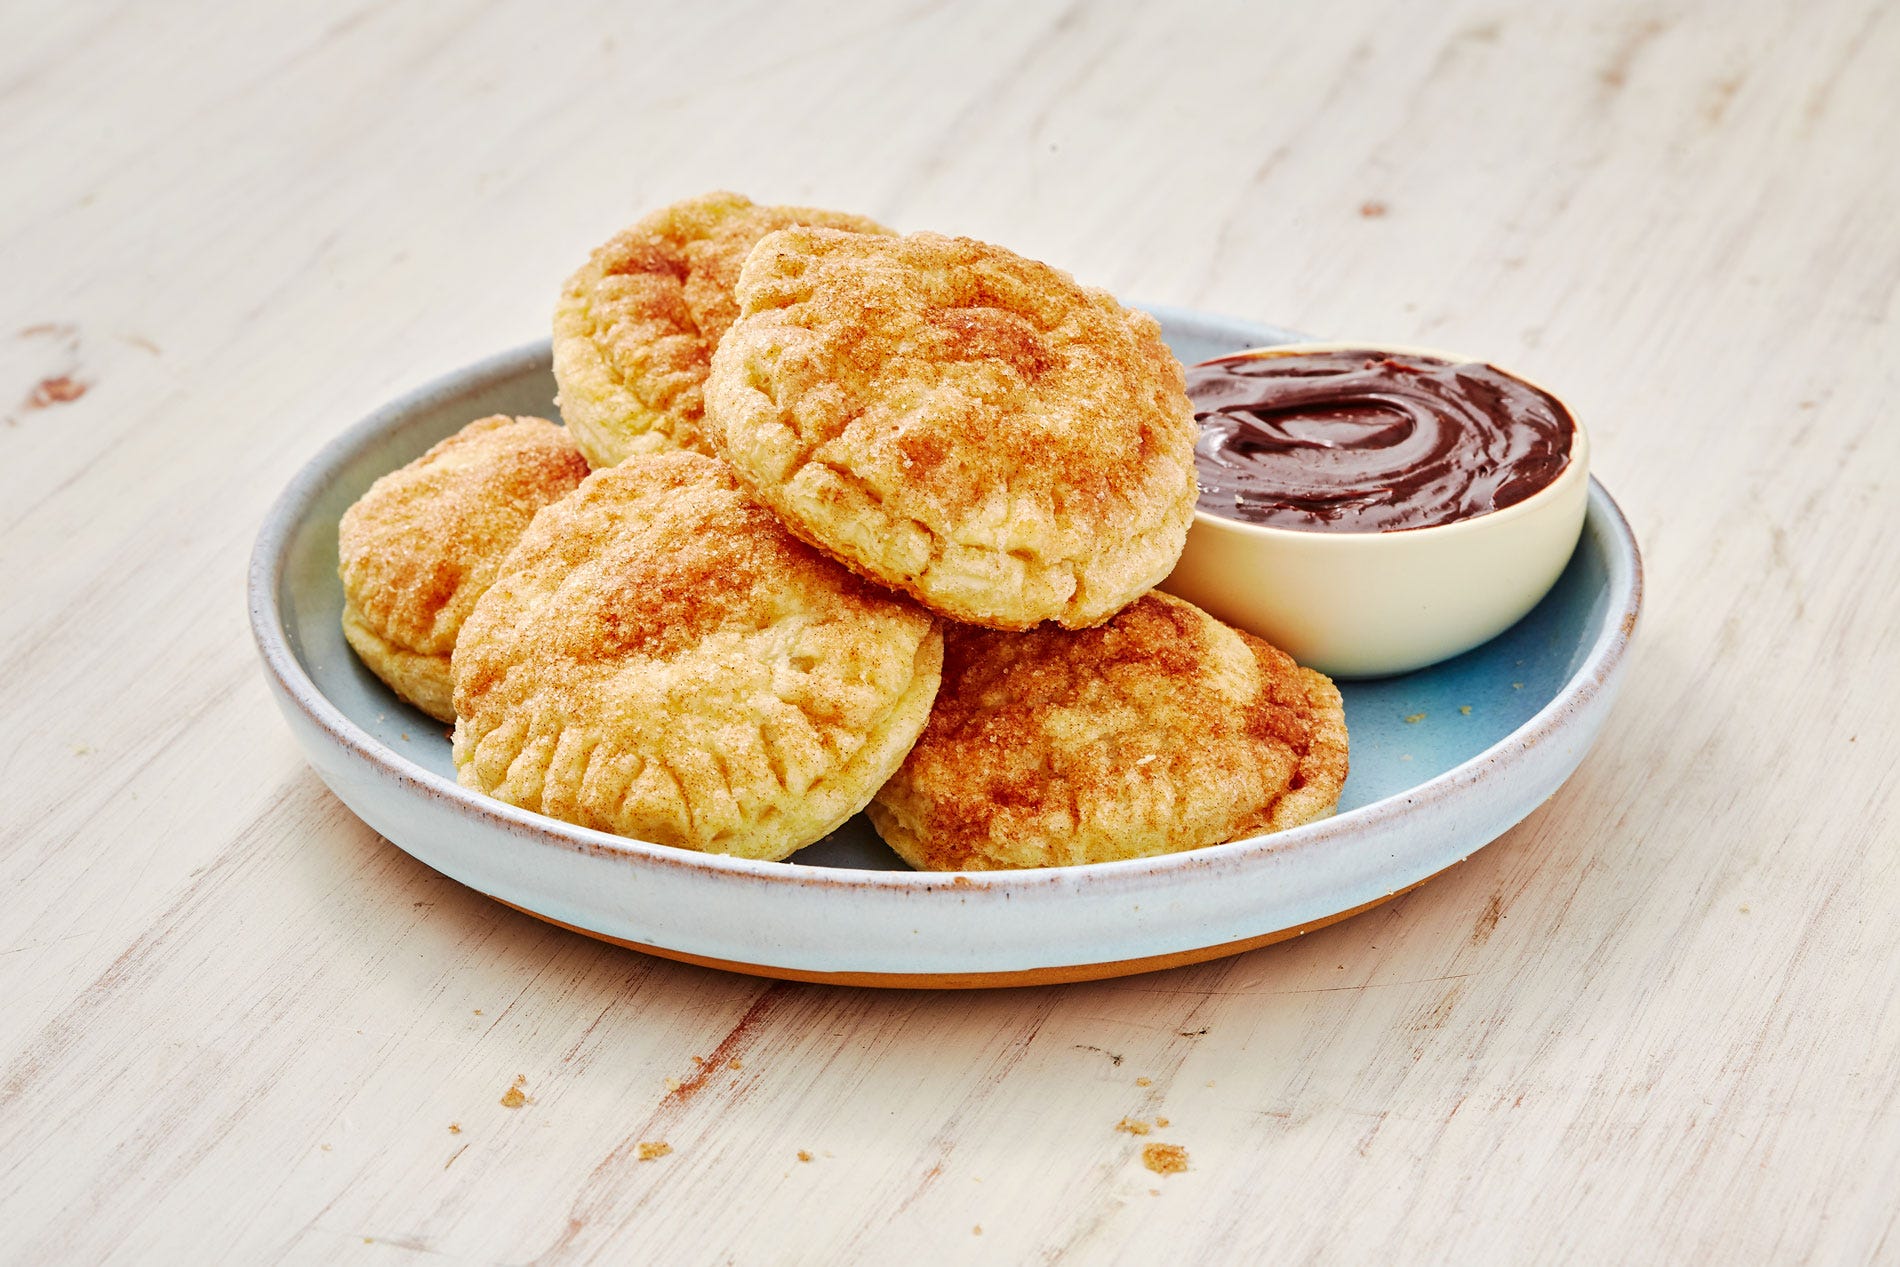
[338,193,1348,869]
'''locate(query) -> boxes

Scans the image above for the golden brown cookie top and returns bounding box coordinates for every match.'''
[552,192,892,466]
[706,228,1199,630]
[868,592,1348,870]
[451,451,942,860]
[337,415,589,660]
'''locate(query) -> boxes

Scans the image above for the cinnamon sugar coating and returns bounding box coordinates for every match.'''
[705,228,1198,630]
[451,452,942,861]
[338,415,589,721]
[553,192,891,467]
[867,593,1348,870]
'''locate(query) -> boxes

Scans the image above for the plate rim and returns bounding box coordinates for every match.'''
[248,327,1643,904]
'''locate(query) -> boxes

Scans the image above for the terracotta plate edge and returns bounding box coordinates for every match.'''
[488,868,1442,990]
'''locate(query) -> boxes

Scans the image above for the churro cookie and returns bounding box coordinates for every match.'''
[867,593,1347,870]
[337,415,589,722]
[452,452,943,861]
[553,192,892,467]
[706,228,1198,630]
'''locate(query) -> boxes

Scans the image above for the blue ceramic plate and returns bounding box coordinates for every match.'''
[250,308,1642,986]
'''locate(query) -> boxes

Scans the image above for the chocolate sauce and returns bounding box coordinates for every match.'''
[1187,349,1574,532]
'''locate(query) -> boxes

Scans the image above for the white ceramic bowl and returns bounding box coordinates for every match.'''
[1163,341,1591,678]
[249,314,1641,987]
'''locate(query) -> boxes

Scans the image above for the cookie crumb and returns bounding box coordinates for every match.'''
[1403,712,1425,724]
[1156,1116,1171,1128]
[797,1149,813,1163]
[728,1057,743,1070]
[1459,705,1472,715]
[28,375,87,408]
[1142,1143,1189,1175]
[500,1074,530,1109]
[638,1141,672,1161]
[972,1225,983,1236]
[1359,200,1389,218]
[448,1123,461,1135]
[1134,1076,1151,1087]
[1116,1117,1152,1136]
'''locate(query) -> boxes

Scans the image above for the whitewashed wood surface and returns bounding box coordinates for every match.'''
[3,1,1896,1262]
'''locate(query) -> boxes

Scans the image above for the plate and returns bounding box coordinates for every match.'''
[248,307,1642,987]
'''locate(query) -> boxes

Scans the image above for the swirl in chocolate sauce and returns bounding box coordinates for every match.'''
[1187,349,1575,532]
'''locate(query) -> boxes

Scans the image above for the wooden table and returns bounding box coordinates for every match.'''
[4,2,1895,1261]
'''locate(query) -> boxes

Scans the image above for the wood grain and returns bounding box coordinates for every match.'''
[2,0,1895,1262]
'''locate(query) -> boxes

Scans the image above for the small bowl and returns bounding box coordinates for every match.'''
[1162,341,1591,678]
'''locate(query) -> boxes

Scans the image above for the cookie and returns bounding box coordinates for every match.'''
[706,228,1198,630]
[866,592,1347,870]
[337,415,589,722]
[552,191,892,467]
[451,451,942,861]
